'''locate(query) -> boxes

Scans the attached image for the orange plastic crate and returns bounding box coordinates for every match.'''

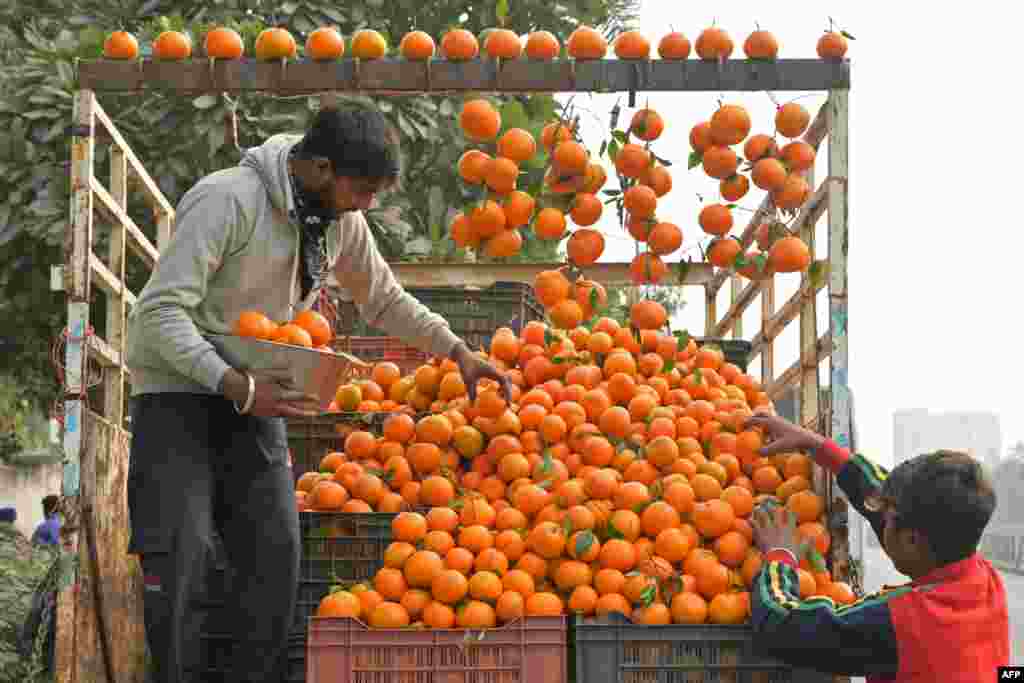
[306,616,567,683]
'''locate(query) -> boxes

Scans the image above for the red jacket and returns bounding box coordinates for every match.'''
[751,440,1010,681]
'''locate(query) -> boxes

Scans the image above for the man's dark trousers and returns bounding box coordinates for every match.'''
[128,393,300,683]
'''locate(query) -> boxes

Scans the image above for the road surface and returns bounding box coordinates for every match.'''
[861,545,1023,663]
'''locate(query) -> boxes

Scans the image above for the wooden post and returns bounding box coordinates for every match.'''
[55,89,97,683]
[105,147,128,427]
[761,277,774,385]
[826,88,855,587]
[704,284,716,337]
[729,274,743,339]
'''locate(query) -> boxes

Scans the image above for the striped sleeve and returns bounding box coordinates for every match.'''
[816,440,890,542]
[750,557,906,677]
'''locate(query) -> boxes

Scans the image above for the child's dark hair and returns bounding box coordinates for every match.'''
[881,450,996,564]
[42,494,60,517]
[295,102,401,183]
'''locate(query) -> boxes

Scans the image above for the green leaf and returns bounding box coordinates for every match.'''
[662,359,675,373]
[607,138,620,160]
[496,0,510,22]
[809,259,829,289]
[574,530,595,557]
[611,129,628,143]
[674,329,691,350]
[676,259,690,285]
[602,188,621,196]
[840,30,856,40]
[653,154,673,167]
[688,150,703,170]
[639,583,657,607]
[693,367,703,383]
[562,516,574,537]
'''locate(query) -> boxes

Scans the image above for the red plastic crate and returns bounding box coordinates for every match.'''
[306,616,567,683]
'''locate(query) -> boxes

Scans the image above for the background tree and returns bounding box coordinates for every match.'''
[0,0,639,410]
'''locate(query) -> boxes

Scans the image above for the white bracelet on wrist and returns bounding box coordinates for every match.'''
[234,373,255,415]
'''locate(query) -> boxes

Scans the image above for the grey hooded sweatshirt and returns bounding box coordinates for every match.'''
[124,134,461,396]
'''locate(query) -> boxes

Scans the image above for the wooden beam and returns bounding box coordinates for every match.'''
[766,331,832,399]
[90,97,174,218]
[91,179,159,269]
[389,260,713,288]
[77,58,850,95]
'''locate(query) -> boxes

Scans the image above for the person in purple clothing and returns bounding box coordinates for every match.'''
[30,495,60,546]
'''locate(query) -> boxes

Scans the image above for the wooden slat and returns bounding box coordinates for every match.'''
[765,331,833,399]
[389,260,713,288]
[748,274,826,359]
[707,200,775,297]
[712,278,760,338]
[157,211,174,252]
[706,98,834,298]
[77,58,850,95]
[90,254,137,309]
[90,97,174,218]
[91,179,159,269]
[86,333,122,369]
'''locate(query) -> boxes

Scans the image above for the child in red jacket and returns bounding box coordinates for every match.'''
[745,413,1009,682]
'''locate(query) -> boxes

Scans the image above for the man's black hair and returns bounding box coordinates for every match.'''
[42,495,59,517]
[881,450,996,565]
[294,102,401,182]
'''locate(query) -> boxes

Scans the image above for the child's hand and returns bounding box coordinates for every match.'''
[751,502,811,560]
[745,414,826,456]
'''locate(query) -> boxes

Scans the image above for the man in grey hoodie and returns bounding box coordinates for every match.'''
[124,103,510,683]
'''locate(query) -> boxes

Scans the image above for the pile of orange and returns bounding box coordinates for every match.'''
[233,309,334,349]
[306,304,855,629]
[691,100,817,278]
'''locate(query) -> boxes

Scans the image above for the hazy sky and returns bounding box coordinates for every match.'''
[563,1,1022,466]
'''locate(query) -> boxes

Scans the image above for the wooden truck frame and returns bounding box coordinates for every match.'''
[54,55,851,681]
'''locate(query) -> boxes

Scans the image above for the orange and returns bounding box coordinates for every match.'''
[497,128,537,164]
[658,32,691,59]
[234,311,275,340]
[460,100,502,143]
[351,29,388,59]
[292,309,333,347]
[153,31,192,60]
[103,30,140,60]
[305,27,345,60]
[399,31,435,60]
[204,27,244,59]
[567,26,607,59]
[441,29,480,61]
[614,30,650,59]
[525,31,560,60]
[695,27,734,60]
[254,27,297,60]
[484,29,523,59]
[317,590,361,618]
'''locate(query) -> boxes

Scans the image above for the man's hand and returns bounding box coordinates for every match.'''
[449,342,513,403]
[751,502,811,560]
[744,413,826,457]
[220,369,320,418]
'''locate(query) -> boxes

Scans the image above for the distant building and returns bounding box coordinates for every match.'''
[893,410,1002,470]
